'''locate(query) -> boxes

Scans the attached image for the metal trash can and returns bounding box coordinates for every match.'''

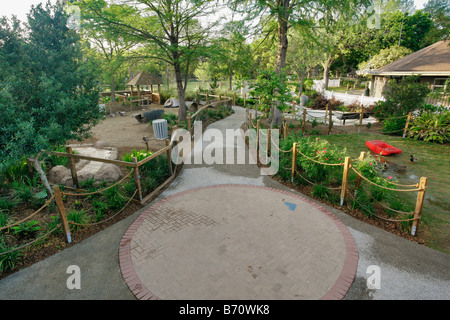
[152,119,168,140]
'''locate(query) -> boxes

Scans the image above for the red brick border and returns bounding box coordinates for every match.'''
[118,184,359,300]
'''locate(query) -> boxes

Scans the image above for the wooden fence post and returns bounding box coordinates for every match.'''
[267,128,271,158]
[353,152,366,195]
[249,112,252,130]
[53,185,72,243]
[291,142,297,182]
[66,146,79,189]
[324,104,328,125]
[166,139,173,176]
[403,112,412,138]
[340,157,351,206]
[358,105,364,133]
[206,93,209,104]
[328,110,333,135]
[302,109,307,136]
[411,177,427,236]
[133,157,143,203]
[187,114,192,133]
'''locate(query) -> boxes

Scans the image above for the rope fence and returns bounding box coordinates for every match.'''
[250,115,428,237]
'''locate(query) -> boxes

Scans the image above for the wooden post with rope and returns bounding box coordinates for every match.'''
[53,185,72,243]
[291,142,297,182]
[403,112,412,138]
[411,177,427,236]
[133,157,143,204]
[66,146,79,189]
[340,157,351,206]
[353,152,366,195]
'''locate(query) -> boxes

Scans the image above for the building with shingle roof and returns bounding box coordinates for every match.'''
[367,40,450,98]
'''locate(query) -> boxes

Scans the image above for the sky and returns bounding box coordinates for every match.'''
[1,0,431,23]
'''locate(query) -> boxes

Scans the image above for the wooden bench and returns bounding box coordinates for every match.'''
[337,112,370,125]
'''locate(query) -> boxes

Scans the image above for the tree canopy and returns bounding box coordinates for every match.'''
[0,1,103,194]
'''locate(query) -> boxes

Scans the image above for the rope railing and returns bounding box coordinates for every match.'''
[350,166,422,192]
[0,194,56,232]
[256,120,427,236]
[359,184,414,216]
[67,189,138,228]
[0,224,61,256]
[296,148,344,167]
[61,170,134,197]
[347,188,417,223]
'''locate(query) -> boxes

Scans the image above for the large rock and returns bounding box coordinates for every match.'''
[48,146,123,187]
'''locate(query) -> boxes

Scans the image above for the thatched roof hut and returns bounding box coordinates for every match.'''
[126,71,163,98]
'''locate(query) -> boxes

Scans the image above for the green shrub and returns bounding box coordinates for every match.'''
[67,209,89,231]
[0,196,19,212]
[0,237,22,273]
[12,220,41,238]
[382,117,407,136]
[122,149,153,163]
[407,111,449,143]
[103,185,127,210]
[0,212,8,228]
[311,184,330,200]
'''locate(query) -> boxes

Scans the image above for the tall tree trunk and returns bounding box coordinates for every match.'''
[229,63,233,91]
[29,153,53,197]
[322,57,333,91]
[110,76,116,103]
[174,62,187,121]
[297,73,305,98]
[271,1,290,128]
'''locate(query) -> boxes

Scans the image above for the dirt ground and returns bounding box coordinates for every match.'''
[70,102,180,158]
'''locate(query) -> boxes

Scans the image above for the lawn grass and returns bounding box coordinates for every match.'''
[317,132,450,254]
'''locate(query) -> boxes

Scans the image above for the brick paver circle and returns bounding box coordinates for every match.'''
[119,185,358,300]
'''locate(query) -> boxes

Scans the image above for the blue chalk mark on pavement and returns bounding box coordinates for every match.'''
[284,202,296,211]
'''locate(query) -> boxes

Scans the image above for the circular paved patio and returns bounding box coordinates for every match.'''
[119,185,358,300]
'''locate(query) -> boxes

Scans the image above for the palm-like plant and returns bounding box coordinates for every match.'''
[407,111,450,144]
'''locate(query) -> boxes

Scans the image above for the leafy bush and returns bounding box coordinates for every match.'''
[311,184,330,200]
[0,237,22,273]
[67,209,89,231]
[373,76,430,119]
[121,149,153,163]
[277,133,346,186]
[12,220,41,238]
[407,111,450,143]
[308,95,344,110]
[381,117,407,136]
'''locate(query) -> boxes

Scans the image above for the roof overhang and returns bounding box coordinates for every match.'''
[366,71,450,77]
